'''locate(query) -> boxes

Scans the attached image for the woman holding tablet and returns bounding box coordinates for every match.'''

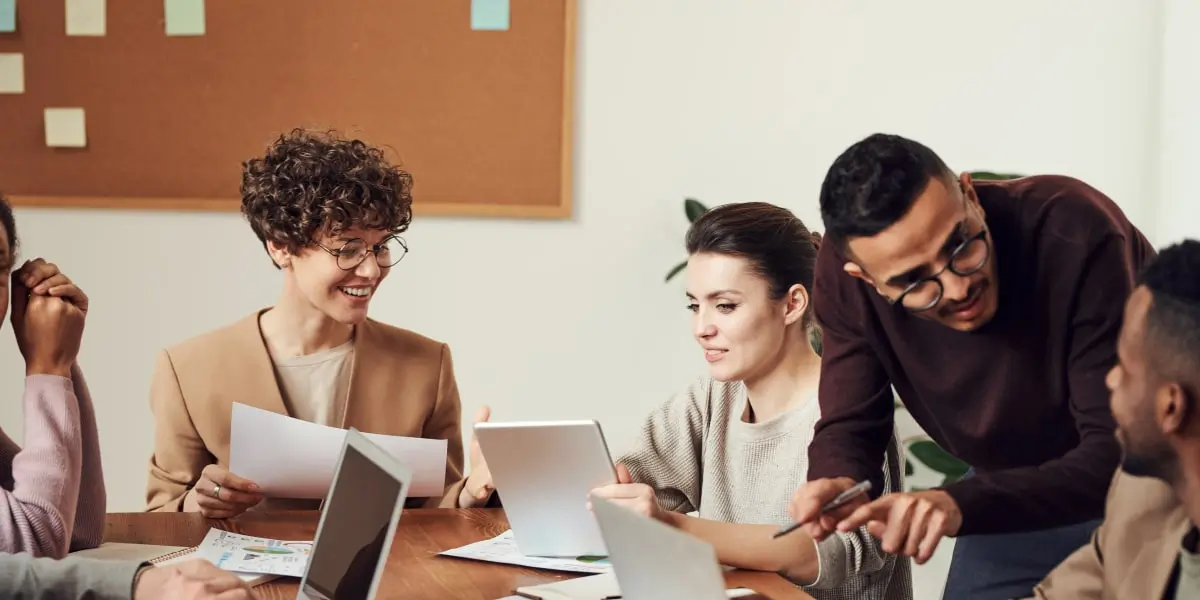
[591,202,911,599]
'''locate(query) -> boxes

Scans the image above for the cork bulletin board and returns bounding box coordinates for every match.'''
[0,0,576,218]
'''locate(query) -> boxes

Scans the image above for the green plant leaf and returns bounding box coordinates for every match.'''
[905,459,914,477]
[684,198,709,223]
[908,440,970,481]
[969,171,1024,181]
[665,260,688,282]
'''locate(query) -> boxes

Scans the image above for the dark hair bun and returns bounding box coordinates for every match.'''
[809,231,822,251]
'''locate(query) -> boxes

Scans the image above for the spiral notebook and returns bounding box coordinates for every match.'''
[70,540,282,587]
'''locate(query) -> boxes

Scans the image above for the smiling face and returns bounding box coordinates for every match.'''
[685,252,803,383]
[844,173,999,332]
[269,227,396,325]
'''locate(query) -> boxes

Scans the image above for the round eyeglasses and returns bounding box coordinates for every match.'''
[316,235,408,271]
[891,229,990,312]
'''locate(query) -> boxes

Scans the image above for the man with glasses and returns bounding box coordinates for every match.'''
[785,133,1155,600]
[144,129,481,516]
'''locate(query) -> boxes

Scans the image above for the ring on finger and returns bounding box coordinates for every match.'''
[212,483,222,499]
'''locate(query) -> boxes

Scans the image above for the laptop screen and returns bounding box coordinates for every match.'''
[300,441,406,600]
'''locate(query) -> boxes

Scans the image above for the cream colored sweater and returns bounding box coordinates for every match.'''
[617,377,912,600]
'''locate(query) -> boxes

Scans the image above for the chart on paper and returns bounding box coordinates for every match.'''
[197,529,313,577]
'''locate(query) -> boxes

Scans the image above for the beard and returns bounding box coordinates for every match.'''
[1119,437,1177,482]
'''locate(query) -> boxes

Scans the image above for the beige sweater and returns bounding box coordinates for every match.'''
[617,377,912,600]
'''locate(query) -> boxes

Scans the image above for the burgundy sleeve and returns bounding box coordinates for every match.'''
[807,244,896,499]
[943,236,1124,535]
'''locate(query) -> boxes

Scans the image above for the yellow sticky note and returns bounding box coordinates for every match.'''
[0,53,22,94]
[44,108,88,148]
[66,0,106,36]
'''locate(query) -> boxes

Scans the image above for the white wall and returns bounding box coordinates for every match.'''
[0,2,1171,598]
[1155,0,1200,246]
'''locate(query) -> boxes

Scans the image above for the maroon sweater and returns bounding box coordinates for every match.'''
[808,175,1155,536]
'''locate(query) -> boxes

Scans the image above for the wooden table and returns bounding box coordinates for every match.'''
[104,509,813,599]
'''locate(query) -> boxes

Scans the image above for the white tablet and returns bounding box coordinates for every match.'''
[297,428,412,600]
[474,419,617,557]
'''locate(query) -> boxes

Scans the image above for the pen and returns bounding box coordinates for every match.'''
[771,480,872,539]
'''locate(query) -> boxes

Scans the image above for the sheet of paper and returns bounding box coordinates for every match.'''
[0,0,14,33]
[44,108,87,148]
[66,0,105,36]
[471,0,509,31]
[229,402,447,499]
[192,528,312,577]
[164,0,205,36]
[439,530,612,574]
[0,53,22,94]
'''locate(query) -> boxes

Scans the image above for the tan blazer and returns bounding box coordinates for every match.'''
[144,310,467,512]
[1028,470,1188,600]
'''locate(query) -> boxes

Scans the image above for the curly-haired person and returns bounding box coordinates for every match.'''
[144,130,475,516]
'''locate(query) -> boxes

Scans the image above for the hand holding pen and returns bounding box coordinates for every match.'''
[777,478,873,541]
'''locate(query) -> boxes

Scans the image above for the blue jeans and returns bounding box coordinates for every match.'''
[941,470,1102,600]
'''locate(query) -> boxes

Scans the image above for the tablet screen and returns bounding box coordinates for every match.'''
[300,443,405,600]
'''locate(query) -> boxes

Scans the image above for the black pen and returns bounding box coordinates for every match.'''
[772,480,872,539]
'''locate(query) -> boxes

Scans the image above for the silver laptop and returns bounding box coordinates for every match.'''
[590,495,764,600]
[296,428,412,600]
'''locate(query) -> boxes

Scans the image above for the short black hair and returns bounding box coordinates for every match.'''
[818,133,953,249]
[1138,239,1200,386]
[0,193,17,259]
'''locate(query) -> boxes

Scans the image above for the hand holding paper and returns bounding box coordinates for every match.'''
[229,403,447,500]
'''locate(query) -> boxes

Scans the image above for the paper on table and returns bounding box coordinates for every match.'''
[439,530,612,575]
[0,53,23,94]
[65,0,106,36]
[229,402,447,499]
[191,528,311,577]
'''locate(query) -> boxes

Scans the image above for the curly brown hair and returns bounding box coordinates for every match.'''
[240,129,414,268]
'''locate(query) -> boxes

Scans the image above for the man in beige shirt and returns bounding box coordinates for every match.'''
[1029,239,1200,600]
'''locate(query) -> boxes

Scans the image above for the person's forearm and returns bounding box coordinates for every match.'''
[68,364,105,551]
[0,375,84,557]
[944,431,1118,535]
[663,512,818,584]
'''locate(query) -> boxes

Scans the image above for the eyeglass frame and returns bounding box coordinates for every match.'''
[314,235,408,271]
[889,226,991,312]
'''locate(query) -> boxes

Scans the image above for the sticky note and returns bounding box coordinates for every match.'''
[0,0,15,33]
[471,0,509,31]
[66,0,106,36]
[164,0,205,36]
[0,53,23,94]
[44,108,88,148]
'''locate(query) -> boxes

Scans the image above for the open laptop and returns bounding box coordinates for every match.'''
[475,420,618,557]
[588,496,767,600]
[296,427,413,600]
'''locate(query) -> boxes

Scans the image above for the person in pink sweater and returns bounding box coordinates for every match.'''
[0,196,105,557]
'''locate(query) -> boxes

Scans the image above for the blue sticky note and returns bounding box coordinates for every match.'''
[471,0,509,31]
[0,0,16,33]
[164,0,205,36]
